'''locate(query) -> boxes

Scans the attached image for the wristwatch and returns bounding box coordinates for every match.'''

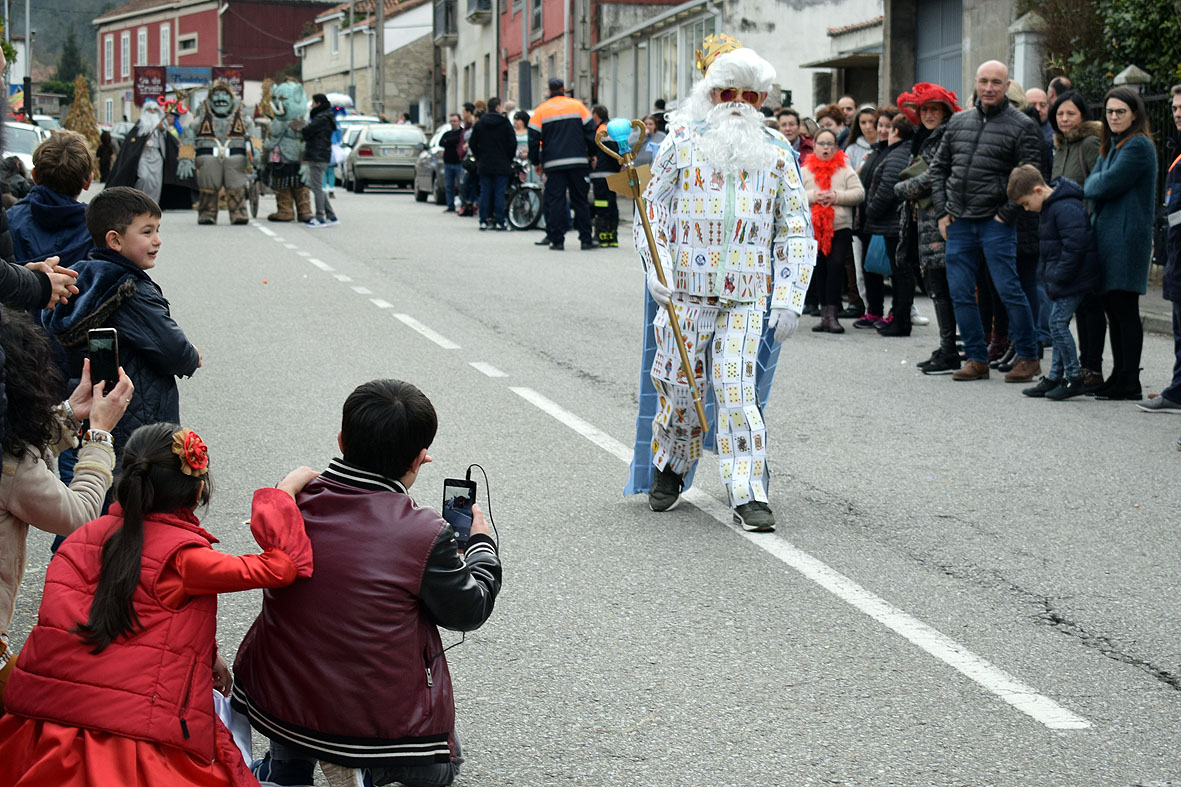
[82,429,114,448]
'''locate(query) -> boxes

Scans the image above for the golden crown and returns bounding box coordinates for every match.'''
[695,34,743,76]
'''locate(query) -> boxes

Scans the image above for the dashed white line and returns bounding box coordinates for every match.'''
[255,225,277,237]
[506,386,1092,732]
[392,314,460,350]
[469,362,508,378]
[370,298,394,309]
[297,251,311,257]
[283,243,298,249]
[333,274,353,282]
[351,286,372,295]
[272,236,285,242]
[308,259,334,272]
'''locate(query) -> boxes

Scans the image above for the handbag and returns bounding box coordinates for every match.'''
[864,234,893,275]
[462,151,478,174]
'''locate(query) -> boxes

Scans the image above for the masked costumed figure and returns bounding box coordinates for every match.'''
[178,81,259,224]
[106,100,196,209]
[626,36,817,532]
[263,79,312,223]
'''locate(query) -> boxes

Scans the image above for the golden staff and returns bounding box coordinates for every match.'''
[596,118,708,431]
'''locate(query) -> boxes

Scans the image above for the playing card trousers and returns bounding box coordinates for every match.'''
[651,296,770,507]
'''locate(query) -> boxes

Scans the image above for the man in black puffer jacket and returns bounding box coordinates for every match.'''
[929,60,1044,383]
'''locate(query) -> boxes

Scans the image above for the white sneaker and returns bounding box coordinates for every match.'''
[322,217,340,226]
[304,218,326,228]
[319,761,370,787]
[910,304,930,325]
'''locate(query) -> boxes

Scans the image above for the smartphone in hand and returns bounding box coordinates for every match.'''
[87,328,119,394]
[442,478,477,550]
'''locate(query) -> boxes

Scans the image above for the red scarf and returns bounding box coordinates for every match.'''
[803,149,848,256]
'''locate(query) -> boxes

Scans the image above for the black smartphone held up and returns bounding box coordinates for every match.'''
[87,328,119,394]
[442,478,477,550]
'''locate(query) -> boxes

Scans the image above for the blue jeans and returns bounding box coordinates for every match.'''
[478,173,509,225]
[1163,301,1181,403]
[945,217,1037,362]
[262,737,462,787]
[443,163,461,209]
[1048,294,1085,379]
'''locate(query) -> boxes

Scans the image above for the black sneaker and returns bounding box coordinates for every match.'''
[581,240,599,250]
[648,466,684,512]
[1045,376,1086,400]
[479,222,489,231]
[550,242,565,251]
[920,351,961,375]
[1022,376,1061,398]
[534,237,553,246]
[733,501,775,531]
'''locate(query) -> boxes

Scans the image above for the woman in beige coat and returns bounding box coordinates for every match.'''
[801,128,866,332]
[0,309,132,708]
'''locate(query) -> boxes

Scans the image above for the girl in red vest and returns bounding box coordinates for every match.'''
[0,422,317,787]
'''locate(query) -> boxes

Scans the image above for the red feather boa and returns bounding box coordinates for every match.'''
[803,149,848,256]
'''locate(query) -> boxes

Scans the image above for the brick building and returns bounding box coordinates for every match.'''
[93,0,334,123]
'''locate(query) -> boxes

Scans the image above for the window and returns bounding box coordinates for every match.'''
[160,24,171,65]
[104,35,113,81]
[652,31,677,103]
[137,28,147,66]
[484,53,490,99]
[530,0,541,33]
[681,17,714,90]
[330,22,339,55]
[120,31,130,78]
[104,98,113,124]
[178,33,198,54]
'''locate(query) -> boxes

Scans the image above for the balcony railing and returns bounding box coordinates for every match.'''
[465,0,491,24]
[434,0,458,45]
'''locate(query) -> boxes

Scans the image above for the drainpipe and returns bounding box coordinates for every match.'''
[564,0,571,88]
[348,0,356,107]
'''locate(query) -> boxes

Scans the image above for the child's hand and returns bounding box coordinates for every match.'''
[276,466,320,498]
[212,653,233,697]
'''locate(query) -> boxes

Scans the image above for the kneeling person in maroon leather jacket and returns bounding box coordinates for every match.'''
[232,379,503,787]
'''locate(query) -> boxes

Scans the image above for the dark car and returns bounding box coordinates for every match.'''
[414,123,449,204]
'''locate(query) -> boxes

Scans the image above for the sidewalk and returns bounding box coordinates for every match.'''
[620,198,1174,336]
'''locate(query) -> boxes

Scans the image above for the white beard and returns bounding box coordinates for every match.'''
[695,101,777,175]
[137,110,163,135]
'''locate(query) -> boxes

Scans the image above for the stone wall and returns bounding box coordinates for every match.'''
[383,33,436,121]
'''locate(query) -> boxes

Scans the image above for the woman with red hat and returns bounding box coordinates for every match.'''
[895,82,962,371]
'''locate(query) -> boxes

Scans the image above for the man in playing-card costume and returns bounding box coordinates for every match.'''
[633,35,816,532]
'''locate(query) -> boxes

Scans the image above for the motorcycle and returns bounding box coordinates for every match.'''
[505,158,543,231]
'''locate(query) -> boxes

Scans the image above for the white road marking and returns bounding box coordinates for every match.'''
[333,274,353,282]
[272,236,285,243]
[255,225,277,237]
[507,386,1092,732]
[283,243,298,249]
[297,251,311,257]
[469,362,508,378]
[370,298,394,309]
[392,314,460,350]
[352,286,372,295]
[308,259,334,272]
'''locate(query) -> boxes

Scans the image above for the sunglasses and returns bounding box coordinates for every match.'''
[718,88,761,105]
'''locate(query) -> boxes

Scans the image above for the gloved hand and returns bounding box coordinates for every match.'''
[299,164,310,186]
[646,268,672,306]
[768,309,799,343]
[176,158,195,180]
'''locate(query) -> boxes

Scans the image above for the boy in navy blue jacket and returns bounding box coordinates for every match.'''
[1009,164,1100,400]
[44,187,201,462]
[7,131,95,270]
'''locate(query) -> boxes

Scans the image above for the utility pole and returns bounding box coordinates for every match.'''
[23,0,31,122]
[373,0,384,117]
[347,0,355,107]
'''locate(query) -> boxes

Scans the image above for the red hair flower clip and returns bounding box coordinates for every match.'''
[172,428,210,477]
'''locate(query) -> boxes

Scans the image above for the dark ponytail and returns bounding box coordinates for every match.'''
[75,423,212,653]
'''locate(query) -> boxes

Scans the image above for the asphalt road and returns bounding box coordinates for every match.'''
[13,183,1181,786]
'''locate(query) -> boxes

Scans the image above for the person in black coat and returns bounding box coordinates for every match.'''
[467,97,518,230]
[1008,166,1098,400]
[300,94,338,227]
[862,114,917,335]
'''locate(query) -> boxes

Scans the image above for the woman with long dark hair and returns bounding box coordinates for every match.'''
[0,422,318,786]
[0,309,132,707]
[1084,86,1158,399]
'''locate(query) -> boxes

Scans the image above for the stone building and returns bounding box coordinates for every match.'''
[295,0,435,123]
